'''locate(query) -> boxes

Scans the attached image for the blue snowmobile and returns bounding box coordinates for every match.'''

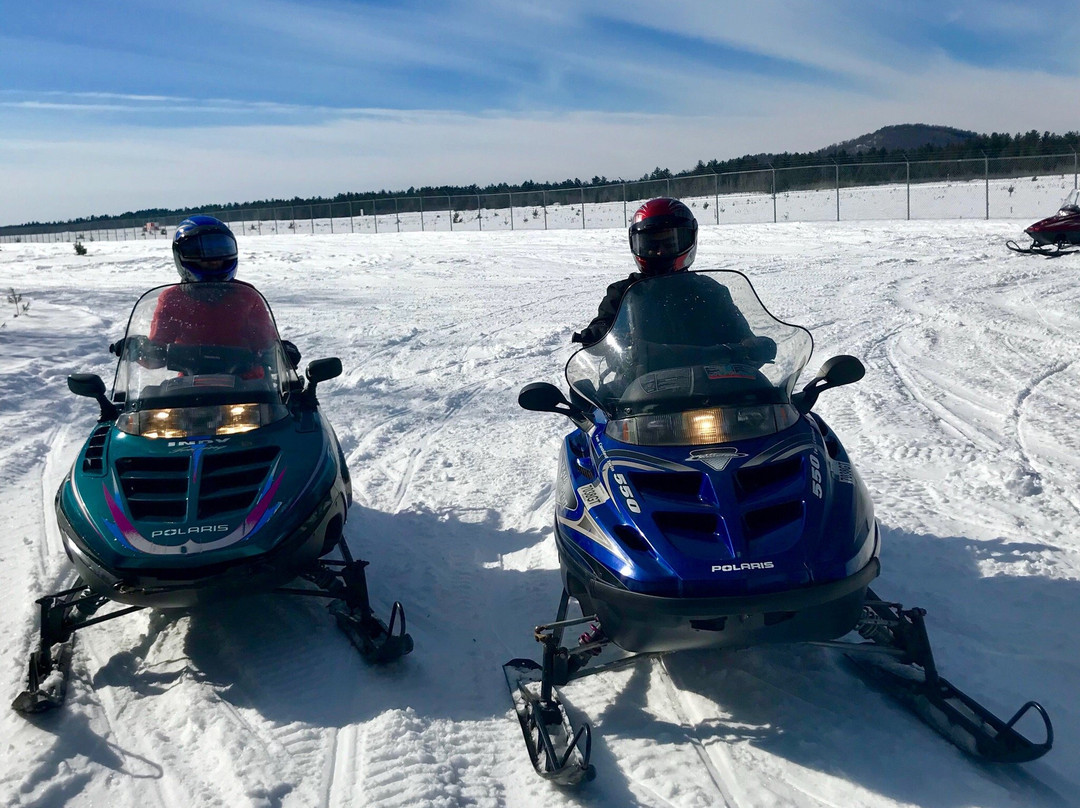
[506,269,1052,784]
[14,281,412,713]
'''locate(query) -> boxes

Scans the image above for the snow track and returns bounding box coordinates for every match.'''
[3,222,1080,807]
[656,659,742,808]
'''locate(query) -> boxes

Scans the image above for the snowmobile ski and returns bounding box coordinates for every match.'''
[837,591,1053,763]
[328,598,413,663]
[12,584,142,714]
[1005,239,1077,257]
[12,639,74,715]
[503,658,594,786]
[289,540,414,664]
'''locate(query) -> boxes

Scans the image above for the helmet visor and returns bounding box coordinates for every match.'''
[630,226,695,260]
[176,232,238,261]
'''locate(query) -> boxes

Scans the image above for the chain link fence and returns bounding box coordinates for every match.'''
[3,152,1077,244]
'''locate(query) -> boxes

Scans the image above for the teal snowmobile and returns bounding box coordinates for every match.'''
[14,281,412,713]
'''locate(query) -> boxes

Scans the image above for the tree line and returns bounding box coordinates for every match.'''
[23,129,1080,229]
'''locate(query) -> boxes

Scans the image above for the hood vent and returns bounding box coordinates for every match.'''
[654,511,722,558]
[630,471,706,502]
[82,423,112,473]
[116,455,191,521]
[735,455,802,499]
[197,446,280,519]
[743,500,803,540]
[613,524,651,553]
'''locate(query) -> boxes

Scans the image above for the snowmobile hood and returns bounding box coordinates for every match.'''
[555,411,877,599]
[58,414,338,572]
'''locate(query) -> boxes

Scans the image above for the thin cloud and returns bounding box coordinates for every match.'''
[2,0,1078,224]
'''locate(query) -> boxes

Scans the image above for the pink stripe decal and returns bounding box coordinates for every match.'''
[103,483,145,546]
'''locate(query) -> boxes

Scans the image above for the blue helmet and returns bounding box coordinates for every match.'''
[172,215,238,282]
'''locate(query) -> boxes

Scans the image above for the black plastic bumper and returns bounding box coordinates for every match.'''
[583,557,880,654]
[56,488,343,609]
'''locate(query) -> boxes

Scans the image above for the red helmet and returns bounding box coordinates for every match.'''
[628,197,698,275]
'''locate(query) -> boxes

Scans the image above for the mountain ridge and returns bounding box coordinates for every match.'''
[819,123,980,155]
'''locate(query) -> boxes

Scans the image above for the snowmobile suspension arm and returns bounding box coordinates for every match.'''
[36,585,143,649]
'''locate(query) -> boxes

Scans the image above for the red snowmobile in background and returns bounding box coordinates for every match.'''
[1007,189,1080,256]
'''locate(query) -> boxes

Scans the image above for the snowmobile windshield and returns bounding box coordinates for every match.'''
[111,282,295,438]
[1058,189,1080,213]
[566,270,813,446]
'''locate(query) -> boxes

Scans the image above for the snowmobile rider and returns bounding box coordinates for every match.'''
[571,197,775,365]
[108,215,300,368]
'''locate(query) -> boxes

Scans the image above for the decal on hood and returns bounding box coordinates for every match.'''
[688,447,747,470]
[741,434,816,468]
[602,450,696,473]
[712,561,775,573]
[704,364,759,380]
[577,480,609,510]
[557,508,629,564]
[835,461,854,484]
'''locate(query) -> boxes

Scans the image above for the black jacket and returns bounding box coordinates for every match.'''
[571,272,643,345]
[571,271,776,364]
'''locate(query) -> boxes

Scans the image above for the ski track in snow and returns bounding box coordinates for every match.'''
[2,220,1080,808]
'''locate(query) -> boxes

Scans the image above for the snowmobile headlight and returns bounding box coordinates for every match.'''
[606,404,799,446]
[118,403,283,438]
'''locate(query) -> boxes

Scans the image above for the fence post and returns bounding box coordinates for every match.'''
[543,190,548,230]
[581,187,585,229]
[983,151,989,219]
[508,192,514,231]
[713,173,719,225]
[395,198,400,233]
[419,196,425,232]
[373,199,378,234]
[771,165,777,223]
[1074,150,1077,189]
[623,183,628,227]
[832,159,840,221]
[477,195,482,231]
[904,155,910,220]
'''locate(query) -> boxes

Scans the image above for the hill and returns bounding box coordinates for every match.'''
[820,124,979,155]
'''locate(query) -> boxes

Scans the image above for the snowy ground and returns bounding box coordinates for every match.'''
[1,217,1078,808]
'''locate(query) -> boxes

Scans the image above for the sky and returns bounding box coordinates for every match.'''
[2,0,1079,226]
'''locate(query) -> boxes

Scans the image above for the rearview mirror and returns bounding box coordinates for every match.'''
[816,355,865,387]
[307,357,343,385]
[518,382,570,413]
[68,373,106,399]
[301,357,343,408]
[518,382,593,429]
[793,355,865,414]
[68,373,118,422]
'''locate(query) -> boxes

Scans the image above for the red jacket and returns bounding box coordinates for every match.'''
[149,281,278,349]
